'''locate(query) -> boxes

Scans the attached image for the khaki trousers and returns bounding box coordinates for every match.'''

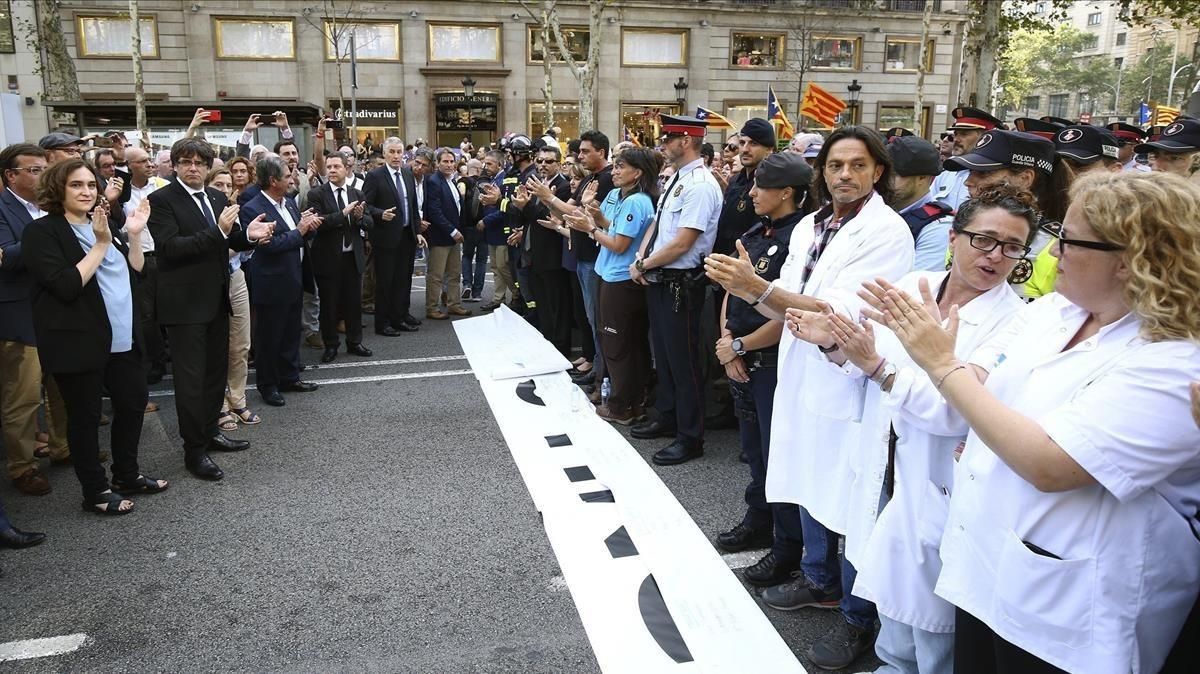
[425,243,464,312]
[488,244,516,304]
[0,341,41,478]
[223,268,252,412]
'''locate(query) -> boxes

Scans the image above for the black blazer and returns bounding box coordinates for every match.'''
[306,181,372,275]
[361,165,418,249]
[147,180,254,326]
[21,213,141,374]
[520,173,571,272]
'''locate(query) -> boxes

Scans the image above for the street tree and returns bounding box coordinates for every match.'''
[300,0,370,115]
[997,24,1119,115]
[1122,37,1194,111]
[15,0,80,128]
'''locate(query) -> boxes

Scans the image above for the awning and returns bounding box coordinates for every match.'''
[43,99,325,129]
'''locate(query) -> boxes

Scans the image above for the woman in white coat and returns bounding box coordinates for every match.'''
[863,171,1200,674]
[821,186,1037,674]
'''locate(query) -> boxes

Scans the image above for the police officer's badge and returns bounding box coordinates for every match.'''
[626,213,634,222]
[737,198,747,212]
[673,184,683,198]
[755,256,770,273]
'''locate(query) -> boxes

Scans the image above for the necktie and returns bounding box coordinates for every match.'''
[645,170,682,256]
[194,191,217,229]
[336,186,349,248]
[393,171,408,225]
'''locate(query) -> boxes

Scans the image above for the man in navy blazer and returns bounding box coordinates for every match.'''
[240,156,321,407]
[0,143,69,493]
[423,148,469,320]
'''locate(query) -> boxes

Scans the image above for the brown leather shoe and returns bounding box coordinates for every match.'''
[595,405,636,426]
[145,401,159,413]
[447,306,471,316]
[425,310,449,320]
[12,469,51,496]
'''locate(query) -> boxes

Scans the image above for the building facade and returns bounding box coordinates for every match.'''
[0,0,972,153]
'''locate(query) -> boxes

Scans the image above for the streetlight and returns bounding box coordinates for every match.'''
[674,76,689,113]
[1168,63,1193,105]
[461,76,476,147]
[846,79,862,125]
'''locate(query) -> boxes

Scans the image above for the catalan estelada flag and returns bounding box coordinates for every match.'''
[799,82,847,128]
[1154,104,1181,126]
[768,85,795,140]
[695,106,735,130]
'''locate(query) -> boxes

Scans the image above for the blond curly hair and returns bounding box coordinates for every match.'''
[1070,171,1200,343]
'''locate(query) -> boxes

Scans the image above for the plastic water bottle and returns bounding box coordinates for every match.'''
[600,377,611,407]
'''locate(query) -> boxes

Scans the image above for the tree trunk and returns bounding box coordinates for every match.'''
[130,0,147,142]
[913,0,934,137]
[35,0,80,127]
[541,12,554,129]
[969,0,1002,112]
[577,0,604,132]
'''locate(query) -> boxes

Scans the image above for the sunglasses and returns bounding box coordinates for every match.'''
[535,158,559,165]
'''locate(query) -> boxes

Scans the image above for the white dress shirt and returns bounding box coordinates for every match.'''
[8,188,46,220]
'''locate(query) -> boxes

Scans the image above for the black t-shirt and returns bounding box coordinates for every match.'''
[569,164,615,263]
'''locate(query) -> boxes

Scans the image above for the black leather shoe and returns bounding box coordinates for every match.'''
[404,314,422,326]
[0,527,47,549]
[209,434,250,452]
[280,380,318,393]
[743,551,802,588]
[186,454,224,481]
[631,418,677,440]
[396,322,419,332]
[715,522,773,553]
[260,389,286,407]
[375,327,401,337]
[652,438,703,466]
[347,343,373,357]
[571,371,596,386]
[320,347,337,363]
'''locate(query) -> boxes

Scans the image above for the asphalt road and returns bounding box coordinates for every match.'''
[0,273,879,673]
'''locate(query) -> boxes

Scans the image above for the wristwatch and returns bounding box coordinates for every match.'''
[635,258,646,273]
[872,361,897,385]
[731,338,746,356]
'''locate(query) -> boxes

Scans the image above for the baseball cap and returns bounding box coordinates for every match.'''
[802,143,823,159]
[1134,118,1200,154]
[755,152,813,189]
[1054,126,1120,163]
[888,136,941,176]
[943,130,1055,175]
[38,132,83,149]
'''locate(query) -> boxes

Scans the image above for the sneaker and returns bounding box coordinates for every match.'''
[595,405,636,425]
[761,575,842,611]
[461,288,472,301]
[715,523,773,554]
[807,618,875,670]
[479,301,501,312]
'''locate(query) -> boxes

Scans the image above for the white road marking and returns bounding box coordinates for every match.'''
[548,575,570,592]
[721,549,768,570]
[149,369,472,398]
[0,634,89,662]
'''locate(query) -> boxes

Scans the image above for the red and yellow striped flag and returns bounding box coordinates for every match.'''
[800,82,847,128]
[1154,104,1181,126]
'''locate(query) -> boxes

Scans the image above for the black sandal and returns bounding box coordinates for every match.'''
[111,475,169,494]
[81,491,135,516]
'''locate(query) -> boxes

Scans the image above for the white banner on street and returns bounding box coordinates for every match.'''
[454,311,805,674]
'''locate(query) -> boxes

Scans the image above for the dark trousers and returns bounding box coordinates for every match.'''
[704,287,734,418]
[373,237,416,332]
[53,349,147,498]
[254,298,302,391]
[461,228,488,296]
[954,607,1068,673]
[597,279,650,415]
[734,363,805,564]
[530,268,572,357]
[646,281,706,442]
[569,271,596,362]
[317,253,364,349]
[136,256,166,372]
[516,262,536,322]
[166,315,228,456]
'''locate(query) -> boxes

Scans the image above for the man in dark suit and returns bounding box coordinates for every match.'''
[513,145,573,356]
[423,148,470,320]
[241,156,321,406]
[147,138,273,481]
[361,136,422,335]
[0,143,67,493]
[305,151,373,363]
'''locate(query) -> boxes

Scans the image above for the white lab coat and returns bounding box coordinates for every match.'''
[847,271,1024,633]
[935,293,1200,673]
[765,191,914,533]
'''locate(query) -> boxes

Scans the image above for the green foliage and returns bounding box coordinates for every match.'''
[1121,38,1194,110]
[998,24,1119,111]
[1113,0,1200,29]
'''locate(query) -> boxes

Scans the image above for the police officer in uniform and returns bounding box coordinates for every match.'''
[707,119,775,430]
[1014,117,1066,141]
[928,106,1005,210]
[887,136,955,271]
[629,115,723,466]
[712,153,813,589]
[1106,122,1151,172]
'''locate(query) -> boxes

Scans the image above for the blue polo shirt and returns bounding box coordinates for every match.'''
[595,189,654,283]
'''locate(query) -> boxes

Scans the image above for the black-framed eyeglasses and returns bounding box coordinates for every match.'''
[959,229,1031,260]
[1041,220,1126,253]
